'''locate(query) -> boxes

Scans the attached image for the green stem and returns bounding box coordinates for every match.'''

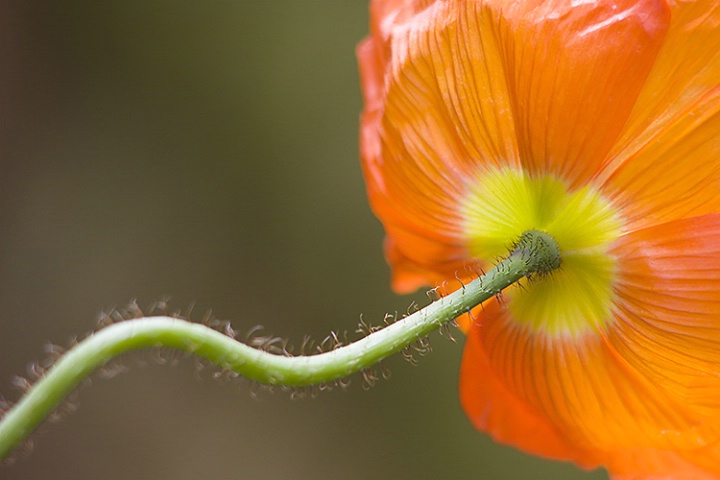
[0,229,560,461]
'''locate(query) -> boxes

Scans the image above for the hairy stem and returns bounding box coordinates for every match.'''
[0,229,560,461]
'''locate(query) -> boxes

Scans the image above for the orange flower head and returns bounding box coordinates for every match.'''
[358,0,720,478]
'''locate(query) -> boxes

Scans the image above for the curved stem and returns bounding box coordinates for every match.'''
[0,229,560,461]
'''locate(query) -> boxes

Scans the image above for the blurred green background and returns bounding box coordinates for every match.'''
[0,2,606,479]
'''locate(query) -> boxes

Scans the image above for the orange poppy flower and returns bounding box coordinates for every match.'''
[358,0,720,478]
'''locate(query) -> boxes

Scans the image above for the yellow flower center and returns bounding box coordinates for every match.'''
[461,169,622,338]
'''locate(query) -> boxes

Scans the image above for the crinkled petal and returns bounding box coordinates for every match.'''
[462,308,720,480]
[461,215,720,477]
[460,305,714,471]
[459,300,603,469]
[603,96,720,231]
[359,0,521,291]
[611,214,720,414]
[608,213,720,475]
[601,2,720,230]
[360,0,670,291]
[487,0,669,185]
[487,313,696,447]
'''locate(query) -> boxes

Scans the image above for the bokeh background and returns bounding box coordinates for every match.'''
[0,2,606,479]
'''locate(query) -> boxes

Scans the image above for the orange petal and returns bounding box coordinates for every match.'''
[600,2,720,230]
[605,447,719,480]
[603,95,720,232]
[608,213,720,472]
[359,0,522,291]
[459,300,602,469]
[461,313,719,477]
[611,213,720,396]
[359,0,671,291]
[382,234,473,294]
[461,270,720,478]
[488,0,669,186]
[460,214,720,475]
